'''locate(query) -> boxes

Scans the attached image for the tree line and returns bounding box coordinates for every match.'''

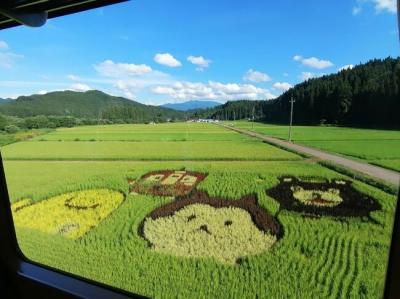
[194,57,399,128]
[264,57,400,127]
[0,57,398,133]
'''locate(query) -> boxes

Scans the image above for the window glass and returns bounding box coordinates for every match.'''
[1,1,399,298]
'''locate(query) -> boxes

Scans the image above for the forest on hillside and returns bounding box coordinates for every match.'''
[0,57,398,132]
[264,57,400,127]
[195,57,400,128]
[0,90,184,131]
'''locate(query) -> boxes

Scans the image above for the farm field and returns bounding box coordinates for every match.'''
[369,159,400,172]
[33,123,253,141]
[1,140,299,161]
[233,121,400,171]
[2,122,397,298]
[0,129,50,147]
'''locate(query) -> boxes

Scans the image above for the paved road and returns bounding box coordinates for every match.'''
[221,124,400,186]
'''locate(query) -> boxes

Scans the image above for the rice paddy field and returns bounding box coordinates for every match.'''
[33,123,253,141]
[233,121,400,172]
[1,122,398,298]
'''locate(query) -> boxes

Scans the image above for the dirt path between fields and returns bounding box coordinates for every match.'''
[221,124,400,186]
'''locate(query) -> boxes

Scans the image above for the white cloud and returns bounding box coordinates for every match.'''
[38,90,48,95]
[114,80,137,91]
[353,0,396,15]
[299,72,316,81]
[91,60,173,100]
[338,64,355,71]
[154,53,182,67]
[293,55,302,62]
[113,80,139,99]
[273,82,293,92]
[187,55,211,71]
[293,55,334,69]
[243,69,271,82]
[70,83,92,92]
[352,6,362,15]
[373,0,397,13]
[151,80,276,101]
[301,57,333,69]
[0,41,23,69]
[0,41,9,50]
[95,60,152,77]
[67,74,81,81]
[0,52,24,69]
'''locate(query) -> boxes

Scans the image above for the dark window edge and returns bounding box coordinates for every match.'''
[0,0,129,30]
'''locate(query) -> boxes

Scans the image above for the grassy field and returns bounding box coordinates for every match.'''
[1,140,299,161]
[233,121,400,171]
[0,129,51,147]
[34,123,252,141]
[369,159,400,173]
[2,122,397,298]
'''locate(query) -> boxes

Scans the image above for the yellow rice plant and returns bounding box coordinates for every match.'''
[11,189,124,239]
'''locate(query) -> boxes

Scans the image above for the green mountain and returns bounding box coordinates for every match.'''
[0,90,184,122]
[0,98,12,104]
[195,57,400,127]
[161,100,221,111]
[1,57,398,128]
[190,100,265,120]
[263,57,400,127]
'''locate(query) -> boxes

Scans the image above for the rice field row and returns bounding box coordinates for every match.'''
[34,123,253,141]
[5,159,395,299]
[369,159,400,172]
[3,122,397,298]
[233,121,400,142]
[1,140,300,161]
[232,121,400,170]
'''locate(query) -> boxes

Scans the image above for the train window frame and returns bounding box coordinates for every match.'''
[0,2,144,297]
[0,1,399,298]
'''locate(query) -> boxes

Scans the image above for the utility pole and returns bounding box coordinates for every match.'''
[288,95,295,142]
[252,106,255,130]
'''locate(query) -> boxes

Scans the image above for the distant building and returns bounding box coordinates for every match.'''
[189,118,219,123]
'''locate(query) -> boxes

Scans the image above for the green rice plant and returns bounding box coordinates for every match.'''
[369,159,400,172]
[234,121,400,162]
[257,191,280,215]
[319,160,398,195]
[2,121,397,299]
[33,123,253,142]
[143,204,277,264]
[6,160,396,298]
[1,140,301,161]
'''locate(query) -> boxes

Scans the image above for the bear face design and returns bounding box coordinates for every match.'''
[266,177,381,218]
[139,190,282,265]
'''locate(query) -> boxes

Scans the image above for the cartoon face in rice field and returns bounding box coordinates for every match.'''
[128,170,207,197]
[266,177,380,217]
[140,191,282,264]
[11,189,124,239]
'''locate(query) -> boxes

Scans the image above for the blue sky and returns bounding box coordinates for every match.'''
[0,0,398,104]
